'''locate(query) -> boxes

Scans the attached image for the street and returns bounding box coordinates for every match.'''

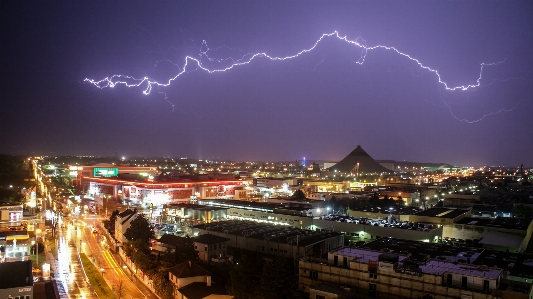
[45,214,157,299]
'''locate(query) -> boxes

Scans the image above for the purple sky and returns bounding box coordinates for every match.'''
[1,1,532,167]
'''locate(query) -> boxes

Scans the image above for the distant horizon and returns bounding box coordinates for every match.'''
[10,152,529,169]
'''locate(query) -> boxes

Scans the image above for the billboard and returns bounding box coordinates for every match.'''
[94,167,118,177]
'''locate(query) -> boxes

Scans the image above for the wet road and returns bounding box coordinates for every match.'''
[46,215,156,299]
[80,215,156,299]
[47,221,98,299]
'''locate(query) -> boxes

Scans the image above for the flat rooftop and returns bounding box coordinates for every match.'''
[351,206,421,215]
[358,237,533,279]
[194,220,342,247]
[456,217,532,231]
[420,260,502,279]
[330,245,501,279]
[361,238,484,263]
[200,199,314,213]
[167,203,228,211]
[330,247,408,264]
[413,208,469,219]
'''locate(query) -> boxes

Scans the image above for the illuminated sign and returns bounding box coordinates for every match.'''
[94,167,118,177]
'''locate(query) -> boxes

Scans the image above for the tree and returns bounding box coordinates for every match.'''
[131,250,153,272]
[291,189,306,199]
[259,256,296,299]
[160,248,176,267]
[124,214,154,251]
[514,204,528,218]
[368,193,380,206]
[175,235,198,264]
[109,209,119,222]
[151,268,174,299]
[114,279,126,299]
[227,254,264,299]
[396,196,403,206]
[31,242,44,254]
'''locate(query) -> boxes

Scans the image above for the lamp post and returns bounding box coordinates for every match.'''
[35,228,42,267]
[104,195,108,217]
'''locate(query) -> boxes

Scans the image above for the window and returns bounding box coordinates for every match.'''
[310,271,318,280]
[334,255,338,266]
[369,272,378,279]
[343,257,348,268]
[462,276,467,288]
[483,280,489,292]
[447,274,452,286]
[316,295,326,299]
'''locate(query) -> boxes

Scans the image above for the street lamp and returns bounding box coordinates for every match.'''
[104,195,108,217]
[388,207,395,224]
[35,228,42,267]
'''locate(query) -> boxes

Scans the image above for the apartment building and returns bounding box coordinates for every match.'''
[299,239,532,299]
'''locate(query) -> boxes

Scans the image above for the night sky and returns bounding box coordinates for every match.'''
[1,1,532,167]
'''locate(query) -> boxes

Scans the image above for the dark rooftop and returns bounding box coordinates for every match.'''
[168,260,211,279]
[192,234,230,245]
[195,220,343,247]
[456,217,532,231]
[178,281,229,299]
[157,234,187,246]
[414,208,470,219]
[358,237,533,279]
[167,203,228,212]
[118,209,136,218]
[352,205,421,215]
[0,260,33,289]
[200,198,314,213]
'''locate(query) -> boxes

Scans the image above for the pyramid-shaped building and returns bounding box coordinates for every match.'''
[328,145,390,174]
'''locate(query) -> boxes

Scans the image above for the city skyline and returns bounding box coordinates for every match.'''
[1,1,532,166]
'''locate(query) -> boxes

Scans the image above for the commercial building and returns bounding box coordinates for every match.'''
[0,204,23,222]
[0,228,31,263]
[451,217,533,253]
[87,177,248,209]
[192,220,344,259]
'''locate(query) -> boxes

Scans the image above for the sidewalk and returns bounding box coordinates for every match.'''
[44,241,58,278]
[112,251,160,299]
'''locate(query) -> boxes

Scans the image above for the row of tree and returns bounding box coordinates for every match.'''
[119,213,308,299]
[120,214,198,299]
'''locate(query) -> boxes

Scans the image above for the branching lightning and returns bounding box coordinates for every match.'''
[84,31,516,120]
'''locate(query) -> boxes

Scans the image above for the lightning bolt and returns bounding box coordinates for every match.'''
[84,31,516,118]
